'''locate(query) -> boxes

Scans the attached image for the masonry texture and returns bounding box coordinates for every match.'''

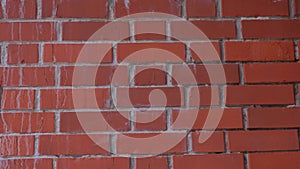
[0,0,300,169]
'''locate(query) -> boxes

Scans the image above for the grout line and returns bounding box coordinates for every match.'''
[239,64,245,85]
[56,21,62,41]
[129,64,135,87]
[112,42,118,64]
[187,131,192,152]
[236,18,243,40]
[166,64,172,86]
[185,42,192,62]
[167,155,173,169]
[52,158,57,169]
[294,84,299,105]
[181,0,187,18]
[220,85,225,107]
[1,43,8,65]
[55,65,61,86]
[166,20,171,41]
[295,40,299,61]
[34,135,39,155]
[166,108,172,130]
[38,43,43,64]
[34,89,40,111]
[37,0,42,19]
[242,108,248,130]
[110,134,117,154]
[224,131,229,153]
[1,0,7,19]
[220,40,225,62]
[244,153,249,169]
[289,0,295,17]
[129,20,135,42]
[130,157,136,169]
[183,86,189,108]
[108,0,115,20]
[130,111,135,131]
[54,111,60,132]
[216,0,222,18]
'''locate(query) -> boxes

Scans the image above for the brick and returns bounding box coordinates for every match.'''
[249,152,300,169]
[242,19,300,38]
[0,159,53,169]
[171,20,236,40]
[42,0,107,18]
[0,136,34,156]
[225,85,295,105]
[222,0,289,17]
[60,111,130,132]
[43,44,112,63]
[228,130,299,152]
[6,0,37,19]
[136,157,168,169]
[295,0,300,15]
[247,107,300,128]
[40,88,110,109]
[1,67,55,87]
[39,134,109,155]
[116,87,183,108]
[0,112,54,133]
[116,133,187,154]
[134,21,166,40]
[0,22,56,41]
[134,66,167,86]
[244,63,300,83]
[1,89,35,110]
[134,111,167,131]
[172,108,243,130]
[57,158,129,169]
[117,43,186,63]
[60,66,129,86]
[189,86,220,106]
[173,154,244,169]
[7,44,39,64]
[115,0,181,18]
[186,0,216,17]
[172,64,240,84]
[190,42,221,62]
[225,41,294,61]
[191,131,225,153]
[62,22,130,41]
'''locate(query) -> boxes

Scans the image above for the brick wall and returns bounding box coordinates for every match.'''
[0,0,300,169]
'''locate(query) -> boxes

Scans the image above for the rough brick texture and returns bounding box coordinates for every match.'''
[0,0,299,169]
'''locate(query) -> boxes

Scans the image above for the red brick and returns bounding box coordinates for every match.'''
[186,0,216,17]
[225,41,294,61]
[134,111,167,131]
[222,0,289,17]
[42,0,107,18]
[116,87,183,108]
[57,158,129,169]
[189,86,220,106]
[62,22,130,41]
[60,111,130,132]
[244,63,300,83]
[0,4,2,18]
[171,20,236,40]
[249,152,300,169]
[115,0,181,18]
[60,66,129,86]
[295,0,300,15]
[39,134,109,155]
[172,108,243,130]
[134,21,166,40]
[43,44,112,63]
[1,89,35,110]
[116,133,187,154]
[173,154,244,169]
[6,0,37,19]
[248,107,300,128]
[225,85,295,105]
[192,131,225,153]
[7,44,39,64]
[0,136,34,156]
[134,66,167,86]
[40,88,110,109]
[172,64,240,84]
[136,157,168,169]
[0,159,53,169]
[228,130,299,152]
[1,22,56,41]
[242,19,300,38]
[117,43,186,63]
[190,42,221,62]
[0,67,55,87]
[0,112,54,133]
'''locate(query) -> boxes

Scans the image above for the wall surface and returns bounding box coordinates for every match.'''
[0,0,300,169]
